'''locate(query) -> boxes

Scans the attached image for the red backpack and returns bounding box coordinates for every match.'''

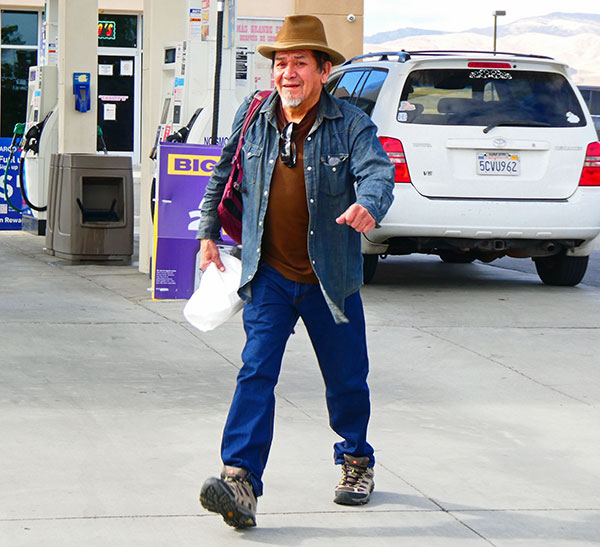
[217,90,272,244]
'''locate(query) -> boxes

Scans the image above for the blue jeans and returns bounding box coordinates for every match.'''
[221,263,374,496]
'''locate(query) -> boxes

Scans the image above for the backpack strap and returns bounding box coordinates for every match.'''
[230,90,272,190]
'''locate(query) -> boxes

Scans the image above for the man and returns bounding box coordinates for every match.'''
[197,14,394,528]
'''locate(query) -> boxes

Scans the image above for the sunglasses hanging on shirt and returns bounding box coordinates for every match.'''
[279,122,297,168]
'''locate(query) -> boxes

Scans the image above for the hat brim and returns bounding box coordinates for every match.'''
[257,42,346,66]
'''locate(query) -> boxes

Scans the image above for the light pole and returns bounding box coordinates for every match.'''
[493,10,506,52]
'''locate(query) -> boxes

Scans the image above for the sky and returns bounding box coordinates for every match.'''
[363,0,600,36]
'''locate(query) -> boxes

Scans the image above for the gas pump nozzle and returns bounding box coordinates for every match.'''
[165,108,203,144]
[10,123,25,150]
[21,112,52,155]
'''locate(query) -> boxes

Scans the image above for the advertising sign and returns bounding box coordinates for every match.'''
[236,17,283,90]
[0,138,24,230]
[153,142,234,300]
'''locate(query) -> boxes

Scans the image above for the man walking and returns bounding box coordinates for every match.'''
[197,14,395,528]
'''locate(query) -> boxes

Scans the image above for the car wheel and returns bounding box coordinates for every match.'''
[534,254,589,286]
[362,254,378,284]
[438,250,476,264]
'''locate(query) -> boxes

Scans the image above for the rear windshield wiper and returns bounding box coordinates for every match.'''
[483,120,551,134]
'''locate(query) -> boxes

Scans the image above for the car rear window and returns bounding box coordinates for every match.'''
[327,68,388,117]
[398,69,586,128]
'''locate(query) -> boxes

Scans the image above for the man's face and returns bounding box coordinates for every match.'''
[273,50,332,109]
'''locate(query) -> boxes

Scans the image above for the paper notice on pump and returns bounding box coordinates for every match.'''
[189,8,202,39]
[99,64,113,76]
[104,103,116,121]
[48,43,58,66]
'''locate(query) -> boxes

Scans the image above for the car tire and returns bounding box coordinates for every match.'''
[534,254,589,286]
[438,250,476,264]
[362,254,378,284]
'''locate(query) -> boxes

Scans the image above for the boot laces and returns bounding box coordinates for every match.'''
[339,463,368,488]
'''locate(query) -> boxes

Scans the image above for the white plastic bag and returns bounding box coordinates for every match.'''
[183,253,243,332]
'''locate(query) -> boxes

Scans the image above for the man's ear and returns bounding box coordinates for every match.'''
[320,61,333,83]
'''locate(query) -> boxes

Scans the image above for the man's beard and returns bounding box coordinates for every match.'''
[280,91,303,108]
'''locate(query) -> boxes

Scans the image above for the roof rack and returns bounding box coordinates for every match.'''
[342,51,411,65]
[406,50,554,60]
[343,49,554,66]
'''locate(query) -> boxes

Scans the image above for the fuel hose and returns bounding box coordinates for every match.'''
[18,154,47,212]
[18,117,50,212]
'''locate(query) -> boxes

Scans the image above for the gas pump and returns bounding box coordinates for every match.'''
[19,65,59,233]
[154,14,271,151]
[152,42,183,150]
[150,3,284,297]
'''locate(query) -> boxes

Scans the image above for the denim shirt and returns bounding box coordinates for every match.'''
[197,89,395,323]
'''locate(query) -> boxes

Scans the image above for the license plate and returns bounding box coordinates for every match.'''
[477,152,520,176]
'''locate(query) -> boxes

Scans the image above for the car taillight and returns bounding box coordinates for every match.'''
[379,136,411,183]
[579,142,600,186]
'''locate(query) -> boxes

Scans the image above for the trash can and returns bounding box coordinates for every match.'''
[45,153,133,262]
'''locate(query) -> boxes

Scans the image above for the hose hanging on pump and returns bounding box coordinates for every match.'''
[1,123,26,212]
[18,113,52,212]
[211,1,224,145]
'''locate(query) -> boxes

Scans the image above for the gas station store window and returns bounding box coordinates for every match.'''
[98,14,138,49]
[1,10,39,137]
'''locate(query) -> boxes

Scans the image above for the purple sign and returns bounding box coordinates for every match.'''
[0,138,24,230]
[153,142,235,299]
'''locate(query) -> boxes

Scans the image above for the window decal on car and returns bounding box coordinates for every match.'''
[399,101,417,111]
[566,111,581,124]
[469,69,512,80]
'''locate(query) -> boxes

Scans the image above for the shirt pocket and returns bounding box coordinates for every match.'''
[241,142,264,186]
[318,153,350,196]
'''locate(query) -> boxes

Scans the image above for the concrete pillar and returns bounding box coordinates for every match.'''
[139,0,186,274]
[44,0,58,66]
[57,0,98,153]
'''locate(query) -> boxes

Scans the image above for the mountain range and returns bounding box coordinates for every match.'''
[364,13,600,85]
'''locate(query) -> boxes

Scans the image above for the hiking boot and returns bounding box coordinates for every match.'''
[199,466,257,528]
[334,454,374,506]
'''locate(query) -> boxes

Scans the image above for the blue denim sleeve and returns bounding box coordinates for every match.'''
[348,114,395,225]
[196,94,254,240]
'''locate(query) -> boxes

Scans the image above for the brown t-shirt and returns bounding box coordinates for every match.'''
[262,99,320,284]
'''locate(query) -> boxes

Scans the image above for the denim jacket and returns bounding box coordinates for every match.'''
[197,89,395,323]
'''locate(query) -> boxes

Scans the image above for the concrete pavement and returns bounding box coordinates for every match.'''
[1,230,600,546]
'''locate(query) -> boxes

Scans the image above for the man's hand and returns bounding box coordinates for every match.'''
[200,239,225,271]
[335,204,376,233]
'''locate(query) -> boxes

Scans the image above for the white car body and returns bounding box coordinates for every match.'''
[327,51,600,284]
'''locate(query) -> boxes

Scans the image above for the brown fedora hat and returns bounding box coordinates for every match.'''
[257,14,346,66]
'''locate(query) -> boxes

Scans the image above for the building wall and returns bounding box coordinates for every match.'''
[296,0,363,61]
[0,1,42,6]
[237,0,363,62]
[0,0,143,8]
[238,0,293,17]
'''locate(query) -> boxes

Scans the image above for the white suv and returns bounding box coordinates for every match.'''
[326,50,600,285]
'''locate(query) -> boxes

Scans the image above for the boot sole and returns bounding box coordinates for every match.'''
[334,491,371,505]
[334,484,374,506]
[200,478,257,528]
